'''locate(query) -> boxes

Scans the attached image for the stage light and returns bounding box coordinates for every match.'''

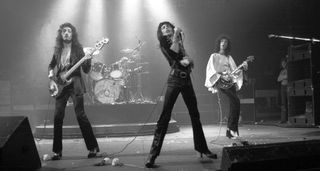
[145,0,177,22]
[119,0,142,39]
[31,0,82,82]
[47,0,82,23]
[82,0,106,44]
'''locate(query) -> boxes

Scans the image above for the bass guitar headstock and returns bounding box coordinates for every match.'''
[95,37,109,51]
[84,38,109,59]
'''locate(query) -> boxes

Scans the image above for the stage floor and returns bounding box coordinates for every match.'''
[34,123,320,171]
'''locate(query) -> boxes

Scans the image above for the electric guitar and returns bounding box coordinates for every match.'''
[49,38,109,97]
[216,56,254,89]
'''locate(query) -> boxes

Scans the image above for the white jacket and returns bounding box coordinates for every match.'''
[204,53,243,94]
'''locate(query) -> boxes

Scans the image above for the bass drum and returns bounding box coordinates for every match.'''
[94,79,121,104]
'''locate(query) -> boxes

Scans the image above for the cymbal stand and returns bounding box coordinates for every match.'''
[130,55,146,103]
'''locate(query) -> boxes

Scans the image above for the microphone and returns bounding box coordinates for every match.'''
[268,34,277,38]
[180,31,184,36]
[179,32,184,40]
[176,28,184,40]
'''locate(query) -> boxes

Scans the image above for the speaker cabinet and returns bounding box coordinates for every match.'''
[221,140,320,171]
[238,78,256,123]
[0,116,41,170]
[287,43,320,126]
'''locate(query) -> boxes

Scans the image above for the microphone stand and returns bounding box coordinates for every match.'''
[268,34,320,43]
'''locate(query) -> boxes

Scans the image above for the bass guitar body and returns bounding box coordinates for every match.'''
[49,71,72,98]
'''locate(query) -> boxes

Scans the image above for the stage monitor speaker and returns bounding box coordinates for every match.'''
[221,140,320,171]
[0,116,41,170]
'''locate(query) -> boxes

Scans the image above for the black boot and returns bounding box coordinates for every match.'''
[226,129,239,139]
[145,125,166,168]
[145,155,157,168]
[88,147,99,158]
[51,152,62,160]
[200,150,217,159]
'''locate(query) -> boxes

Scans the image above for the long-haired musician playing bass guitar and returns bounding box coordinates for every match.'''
[205,35,253,139]
[48,23,100,160]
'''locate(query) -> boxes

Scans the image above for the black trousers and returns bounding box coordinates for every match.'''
[52,85,99,153]
[149,75,210,157]
[219,85,240,132]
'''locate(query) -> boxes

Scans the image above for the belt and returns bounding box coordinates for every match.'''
[170,69,188,79]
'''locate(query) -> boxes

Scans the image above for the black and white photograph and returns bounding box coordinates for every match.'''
[0,0,320,170]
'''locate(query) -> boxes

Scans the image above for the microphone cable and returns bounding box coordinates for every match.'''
[189,71,225,145]
[98,70,169,159]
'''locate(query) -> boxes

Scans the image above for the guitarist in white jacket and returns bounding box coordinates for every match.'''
[205,35,248,139]
[48,23,99,160]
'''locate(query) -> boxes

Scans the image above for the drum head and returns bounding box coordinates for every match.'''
[110,70,122,79]
[94,79,121,104]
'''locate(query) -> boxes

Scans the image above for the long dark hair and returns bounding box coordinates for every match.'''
[214,35,232,56]
[157,21,175,44]
[54,22,82,55]
[157,21,186,55]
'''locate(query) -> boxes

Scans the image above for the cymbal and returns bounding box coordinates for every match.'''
[132,54,141,58]
[120,48,134,54]
[120,57,129,61]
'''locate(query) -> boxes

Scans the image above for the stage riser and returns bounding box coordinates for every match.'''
[34,120,179,138]
[33,104,162,126]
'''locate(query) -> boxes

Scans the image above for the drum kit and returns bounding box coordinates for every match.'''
[85,41,148,104]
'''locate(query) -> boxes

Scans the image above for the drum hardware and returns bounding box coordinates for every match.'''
[126,66,142,73]
[118,40,148,103]
[119,56,129,62]
[120,40,145,55]
[132,54,145,59]
[86,39,153,104]
[120,48,134,54]
[89,60,110,81]
[136,62,149,65]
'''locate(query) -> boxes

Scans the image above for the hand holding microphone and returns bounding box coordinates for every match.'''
[174,27,182,34]
[171,27,182,44]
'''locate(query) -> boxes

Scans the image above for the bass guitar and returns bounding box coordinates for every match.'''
[49,38,109,97]
[216,55,254,89]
